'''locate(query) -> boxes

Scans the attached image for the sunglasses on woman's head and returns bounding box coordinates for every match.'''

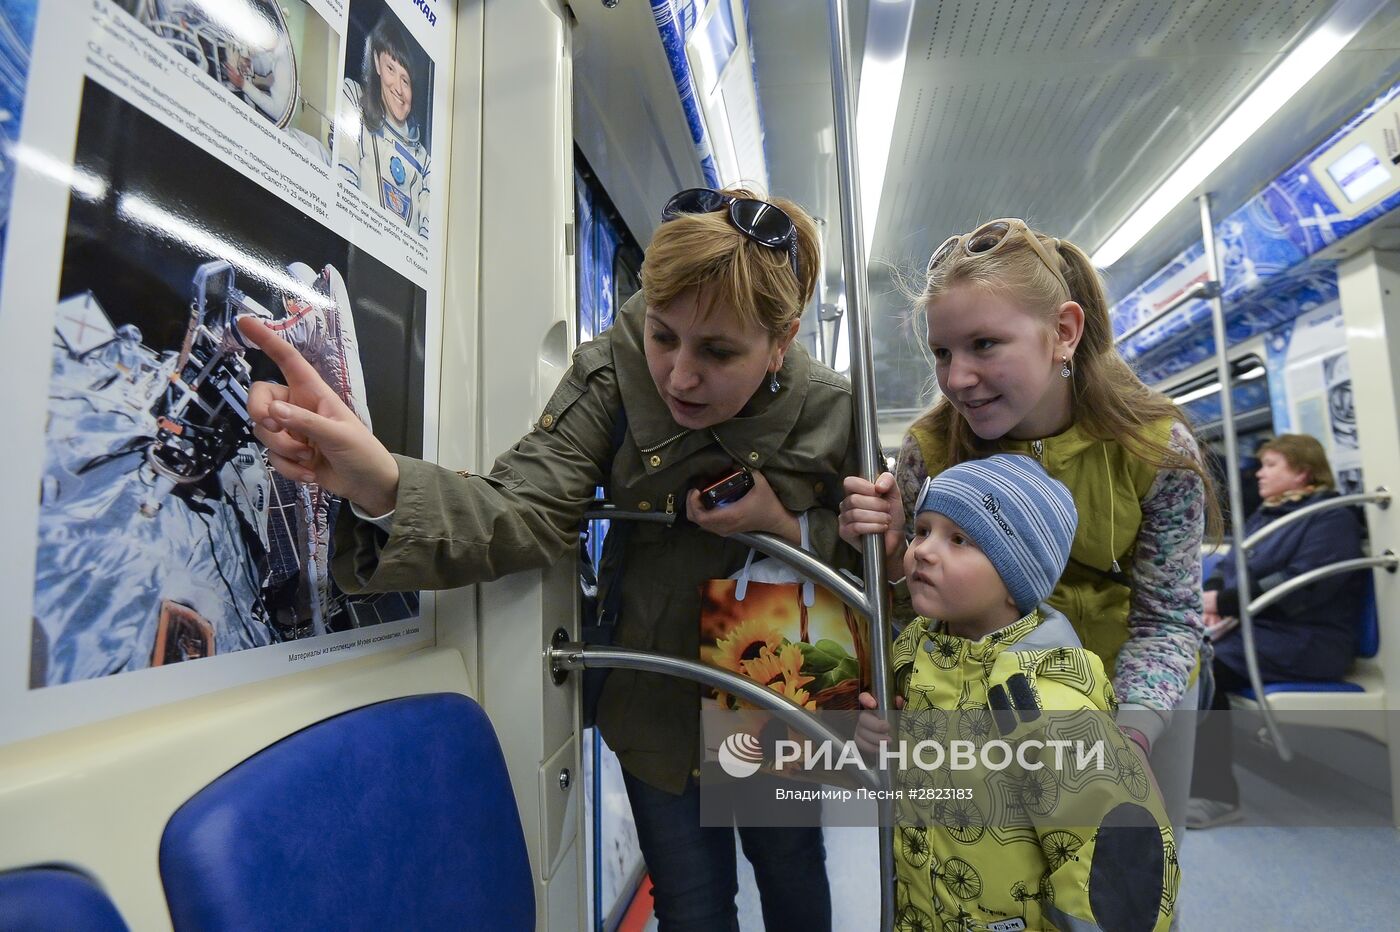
[662,188,800,279]
[926,218,1070,296]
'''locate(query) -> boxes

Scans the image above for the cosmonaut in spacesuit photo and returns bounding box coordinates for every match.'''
[31,258,406,688]
[123,0,335,165]
[336,10,431,238]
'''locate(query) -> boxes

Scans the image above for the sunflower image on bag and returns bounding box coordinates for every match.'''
[699,513,869,713]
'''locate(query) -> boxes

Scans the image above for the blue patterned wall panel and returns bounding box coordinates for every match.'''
[651,0,722,189]
[1110,80,1400,385]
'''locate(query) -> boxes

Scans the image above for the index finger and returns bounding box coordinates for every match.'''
[237,317,333,393]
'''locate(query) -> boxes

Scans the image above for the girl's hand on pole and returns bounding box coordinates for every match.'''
[839,472,907,566]
[238,317,400,516]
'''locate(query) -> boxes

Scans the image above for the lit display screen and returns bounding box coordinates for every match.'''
[1326,142,1393,204]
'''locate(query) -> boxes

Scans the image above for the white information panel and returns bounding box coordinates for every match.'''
[1310,94,1400,218]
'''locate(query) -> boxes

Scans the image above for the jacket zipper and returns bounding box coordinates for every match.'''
[665,493,675,516]
[1031,440,1044,461]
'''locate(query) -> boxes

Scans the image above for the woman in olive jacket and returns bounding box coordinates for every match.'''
[238,187,857,931]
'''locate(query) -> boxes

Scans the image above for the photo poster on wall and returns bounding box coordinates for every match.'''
[0,0,455,747]
[1274,300,1364,492]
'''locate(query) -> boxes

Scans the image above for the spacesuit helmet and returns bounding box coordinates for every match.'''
[281,261,325,319]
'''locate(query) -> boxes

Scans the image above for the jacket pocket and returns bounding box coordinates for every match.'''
[537,375,585,431]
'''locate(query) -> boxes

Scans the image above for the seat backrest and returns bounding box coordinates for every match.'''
[1357,573,1379,659]
[0,867,129,932]
[1201,550,1227,585]
[159,693,534,932]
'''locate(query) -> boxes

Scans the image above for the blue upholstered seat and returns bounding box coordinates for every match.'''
[1234,680,1365,700]
[0,867,129,932]
[160,693,533,931]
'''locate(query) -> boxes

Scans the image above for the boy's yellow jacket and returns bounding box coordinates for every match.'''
[891,608,1178,931]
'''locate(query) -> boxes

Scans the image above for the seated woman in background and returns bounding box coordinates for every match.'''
[1189,433,1367,828]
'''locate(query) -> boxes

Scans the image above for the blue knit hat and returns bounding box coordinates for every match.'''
[915,454,1078,614]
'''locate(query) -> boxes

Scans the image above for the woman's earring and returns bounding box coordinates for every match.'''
[1060,356,1072,379]
[770,372,780,393]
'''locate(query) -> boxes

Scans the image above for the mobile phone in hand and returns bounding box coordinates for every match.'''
[699,467,754,509]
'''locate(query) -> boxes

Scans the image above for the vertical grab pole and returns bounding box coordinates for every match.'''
[1199,194,1290,758]
[825,0,895,928]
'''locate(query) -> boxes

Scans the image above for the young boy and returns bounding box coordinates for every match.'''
[858,454,1177,931]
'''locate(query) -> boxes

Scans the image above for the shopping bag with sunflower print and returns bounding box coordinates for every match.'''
[699,515,869,714]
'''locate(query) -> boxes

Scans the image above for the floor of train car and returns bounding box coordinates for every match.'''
[637,720,1400,928]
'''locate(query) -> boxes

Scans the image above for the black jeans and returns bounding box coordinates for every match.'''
[622,770,832,932]
[1189,660,1247,805]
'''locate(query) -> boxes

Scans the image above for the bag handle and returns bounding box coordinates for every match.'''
[734,512,815,606]
[735,548,759,601]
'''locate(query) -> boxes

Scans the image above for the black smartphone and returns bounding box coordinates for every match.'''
[699,467,754,509]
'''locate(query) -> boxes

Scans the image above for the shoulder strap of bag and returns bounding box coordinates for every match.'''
[594,407,631,628]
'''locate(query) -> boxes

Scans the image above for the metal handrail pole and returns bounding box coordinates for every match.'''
[825,0,890,702]
[550,643,881,791]
[1113,280,1216,346]
[1238,488,1392,551]
[1199,194,1290,758]
[825,0,895,925]
[815,217,831,367]
[1246,552,1399,615]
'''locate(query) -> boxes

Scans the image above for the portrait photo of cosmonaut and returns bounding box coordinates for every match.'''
[115,0,341,166]
[29,79,427,688]
[335,0,433,238]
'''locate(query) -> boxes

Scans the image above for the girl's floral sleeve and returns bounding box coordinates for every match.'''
[1118,420,1206,711]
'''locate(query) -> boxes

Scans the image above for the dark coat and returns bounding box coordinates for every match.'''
[1209,490,1365,682]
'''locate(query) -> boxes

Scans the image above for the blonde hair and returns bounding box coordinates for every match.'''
[1259,434,1335,491]
[911,223,1221,535]
[640,188,820,337]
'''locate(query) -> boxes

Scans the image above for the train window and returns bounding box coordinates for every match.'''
[1170,355,1273,532]
[614,242,642,311]
[1170,355,1273,440]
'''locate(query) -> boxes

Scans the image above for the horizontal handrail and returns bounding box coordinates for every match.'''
[549,640,880,791]
[1240,489,1391,552]
[1247,551,1398,615]
[583,506,678,527]
[1113,280,1219,346]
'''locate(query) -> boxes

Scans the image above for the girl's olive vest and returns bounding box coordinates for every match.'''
[909,417,1181,679]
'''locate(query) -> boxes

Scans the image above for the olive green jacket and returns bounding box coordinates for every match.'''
[332,293,860,793]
